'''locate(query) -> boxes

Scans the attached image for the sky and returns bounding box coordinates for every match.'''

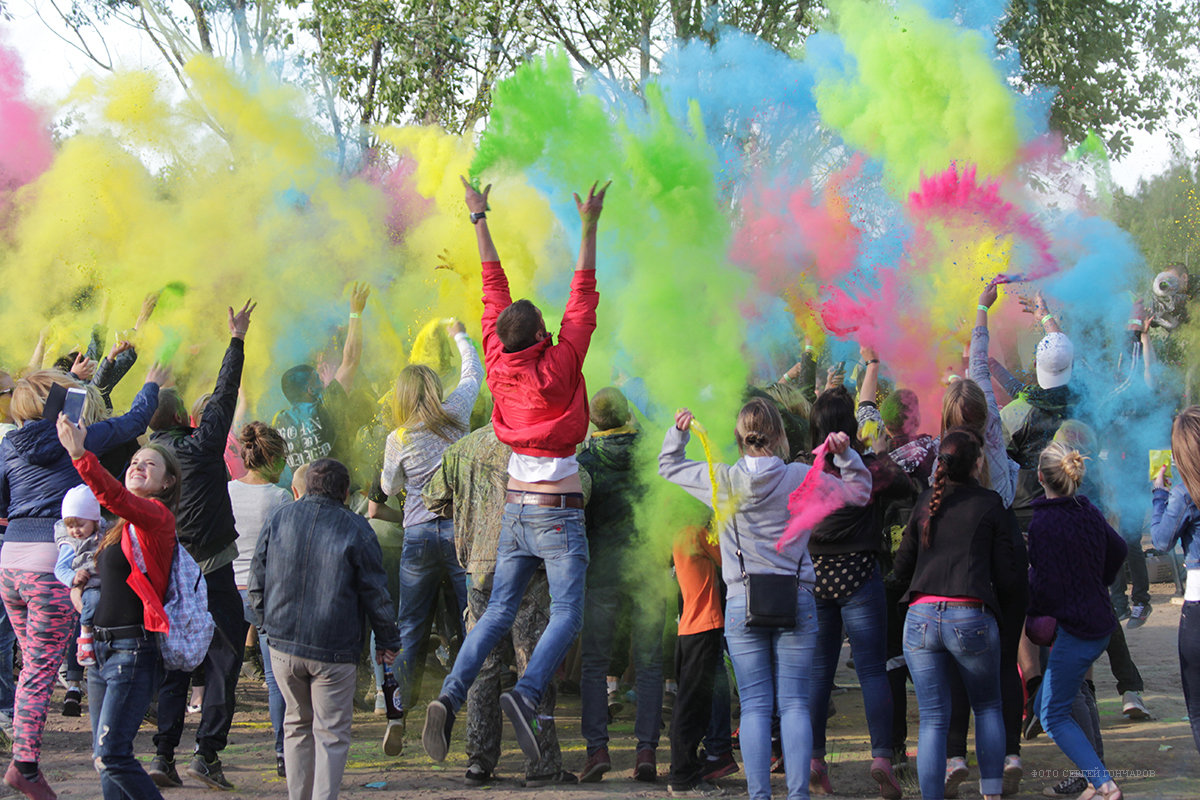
[5,1,1197,194]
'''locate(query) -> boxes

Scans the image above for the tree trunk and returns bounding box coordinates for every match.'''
[187,2,214,54]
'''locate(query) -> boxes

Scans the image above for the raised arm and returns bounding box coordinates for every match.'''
[857,343,880,407]
[555,181,609,365]
[971,280,1017,507]
[192,301,253,456]
[657,409,725,507]
[60,421,174,532]
[82,366,169,456]
[334,284,368,390]
[443,321,483,423]
[573,180,609,273]
[1021,290,1061,335]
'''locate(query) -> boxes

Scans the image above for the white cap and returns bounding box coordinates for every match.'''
[61,484,101,522]
[1035,332,1073,389]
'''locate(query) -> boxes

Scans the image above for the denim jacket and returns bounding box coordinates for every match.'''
[248,494,400,663]
[1151,484,1200,570]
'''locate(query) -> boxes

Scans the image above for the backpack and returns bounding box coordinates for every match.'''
[129,529,215,673]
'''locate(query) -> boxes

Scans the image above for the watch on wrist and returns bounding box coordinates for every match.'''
[470,211,487,225]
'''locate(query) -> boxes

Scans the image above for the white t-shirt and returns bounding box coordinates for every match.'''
[507,453,580,483]
[228,480,293,588]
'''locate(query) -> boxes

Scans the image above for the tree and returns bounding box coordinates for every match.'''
[998,0,1200,157]
[1114,155,1200,275]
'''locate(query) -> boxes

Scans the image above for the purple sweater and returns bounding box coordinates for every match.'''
[1027,495,1127,641]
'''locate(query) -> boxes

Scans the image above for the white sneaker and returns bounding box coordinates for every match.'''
[1122,691,1150,719]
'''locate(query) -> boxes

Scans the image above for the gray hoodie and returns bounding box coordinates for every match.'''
[658,426,871,599]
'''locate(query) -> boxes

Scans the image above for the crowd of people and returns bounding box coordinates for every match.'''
[0,177,1196,800]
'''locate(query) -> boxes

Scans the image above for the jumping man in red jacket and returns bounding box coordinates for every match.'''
[423,177,610,767]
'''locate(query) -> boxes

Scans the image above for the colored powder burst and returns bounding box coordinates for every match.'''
[689,419,731,546]
[810,0,1020,194]
[778,441,844,550]
[0,44,53,190]
[907,163,1056,282]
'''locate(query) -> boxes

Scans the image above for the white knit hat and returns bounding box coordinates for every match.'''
[61,485,101,522]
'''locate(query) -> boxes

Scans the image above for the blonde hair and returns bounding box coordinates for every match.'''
[10,370,75,423]
[1053,419,1097,456]
[1172,407,1200,503]
[1038,441,1087,497]
[392,365,465,443]
[735,397,787,459]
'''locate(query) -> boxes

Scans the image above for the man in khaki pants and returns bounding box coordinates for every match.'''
[250,459,400,799]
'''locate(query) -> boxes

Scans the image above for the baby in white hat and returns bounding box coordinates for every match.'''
[54,485,107,673]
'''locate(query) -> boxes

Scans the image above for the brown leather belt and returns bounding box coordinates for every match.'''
[505,491,585,509]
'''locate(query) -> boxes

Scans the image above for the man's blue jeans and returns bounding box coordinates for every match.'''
[440,504,588,710]
[811,571,893,758]
[904,603,1005,799]
[579,563,664,754]
[1039,628,1113,787]
[724,587,818,800]
[89,635,164,799]
[398,518,467,706]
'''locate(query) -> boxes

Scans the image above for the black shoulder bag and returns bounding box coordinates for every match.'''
[730,517,800,629]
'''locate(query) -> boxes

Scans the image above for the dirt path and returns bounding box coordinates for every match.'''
[13,586,1199,799]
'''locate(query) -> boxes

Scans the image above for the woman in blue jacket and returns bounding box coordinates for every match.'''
[0,365,164,799]
[1150,406,1200,759]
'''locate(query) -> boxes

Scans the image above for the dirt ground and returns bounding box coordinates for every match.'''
[11,586,1199,799]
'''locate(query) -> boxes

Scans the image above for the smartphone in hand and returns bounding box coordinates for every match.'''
[63,387,87,425]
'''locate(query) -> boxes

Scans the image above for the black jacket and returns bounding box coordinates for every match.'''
[891,481,1028,618]
[809,452,917,556]
[578,429,644,566]
[149,338,243,564]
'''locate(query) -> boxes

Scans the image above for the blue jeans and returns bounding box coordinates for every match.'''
[904,603,1005,799]
[724,587,818,800]
[580,573,664,753]
[398,518,467,707]
[811,571,893,758]
[1039,629,1113,787]
[240,590,284,756]
[89,635,164,799]
[440,505,588,710]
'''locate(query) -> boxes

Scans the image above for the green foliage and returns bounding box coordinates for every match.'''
[999,0,1200,157]
[1114,157,1200,275]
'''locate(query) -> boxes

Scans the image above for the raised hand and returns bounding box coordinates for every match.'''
[460,175,491,214]
[349,283,370,315]
[979,278,1001,309]
[674,407,694,432]
[145,363,173,387]
[228,299,257,339]
[108,340,134,360]
[446,319,467,337]
[824,431,850,455]
[574,180,612,228]
[56,413,87,460]
[136,291,161,331]
[71,353,97,382]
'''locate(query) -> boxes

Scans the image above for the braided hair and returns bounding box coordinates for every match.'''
[922,427,982,548]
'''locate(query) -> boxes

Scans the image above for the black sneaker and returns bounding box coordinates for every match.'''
[187,753,234,791]
[422,696,455,762]
[62,687,82,717]
[1042,774,1088,796]
[500,690,542,763]
[276,755,285,777]
[148,755,183,789]
[1127,603,1152,629]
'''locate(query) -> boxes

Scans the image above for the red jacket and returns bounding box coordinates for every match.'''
[74,451,175,633]
[481,260,597,457]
